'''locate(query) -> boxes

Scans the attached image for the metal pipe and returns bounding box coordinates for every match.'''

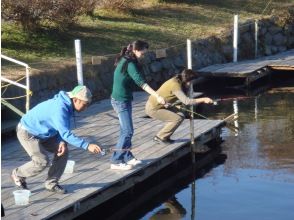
[0,77,28,90]
[1,54,29,68]
[1,54,31,112]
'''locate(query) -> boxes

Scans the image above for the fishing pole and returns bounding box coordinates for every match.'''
[98,147,133,156]
[165,102,239,128]
[212,95,257,105]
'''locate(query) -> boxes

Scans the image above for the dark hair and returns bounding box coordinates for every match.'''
[177,69,197,83]
[114,40,149,74]
[176,69,197,93]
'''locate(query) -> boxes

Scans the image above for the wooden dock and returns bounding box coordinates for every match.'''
[1,92,225,220]
[197,49,294,86]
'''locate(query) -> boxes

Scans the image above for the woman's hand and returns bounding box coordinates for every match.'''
[201,97,213,104]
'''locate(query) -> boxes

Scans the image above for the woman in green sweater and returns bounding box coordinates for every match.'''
[111,40,165,170]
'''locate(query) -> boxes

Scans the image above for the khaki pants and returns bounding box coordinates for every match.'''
[145,102,184,140]
[15,124,68,189]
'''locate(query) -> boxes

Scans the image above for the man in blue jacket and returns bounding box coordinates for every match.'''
[11,85,102,194]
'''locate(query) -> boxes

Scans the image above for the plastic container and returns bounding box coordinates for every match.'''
[64,160,75,174]
[13,190,31,206]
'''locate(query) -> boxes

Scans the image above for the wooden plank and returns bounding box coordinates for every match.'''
[197,49,294,77]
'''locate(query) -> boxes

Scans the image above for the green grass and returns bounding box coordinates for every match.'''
[1,0,293,64]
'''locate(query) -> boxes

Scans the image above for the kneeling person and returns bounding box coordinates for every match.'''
[145,69,213,144]
[11,85,102,194]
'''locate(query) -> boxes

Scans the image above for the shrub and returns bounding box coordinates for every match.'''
[1,0,97,32]
[97,0,135,10]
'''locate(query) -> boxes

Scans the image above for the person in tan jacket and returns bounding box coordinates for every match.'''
[145,69,213,144]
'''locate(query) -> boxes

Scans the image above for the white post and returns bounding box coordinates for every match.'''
[233,15,239,62]
[233,100,239,136]
[187,39,195,161]
[187,39,192,69]
[255,20,258,58]
[75,39,84,85]
[254,97,258,120]
[25,67,30,112]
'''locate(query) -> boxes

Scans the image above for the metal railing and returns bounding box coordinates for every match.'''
[1,54,31,115]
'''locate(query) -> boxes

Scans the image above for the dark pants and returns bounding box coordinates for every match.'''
[15,124,68,189]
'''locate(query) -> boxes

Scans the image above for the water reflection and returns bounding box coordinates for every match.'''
[143,91,294,220]
[149,196,186,220]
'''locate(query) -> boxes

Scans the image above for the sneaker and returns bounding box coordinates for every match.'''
[110,163,132,170]
[153,136,175,144]
[46,184,67,194]
[127,158,142,166]
[11,169,28,189]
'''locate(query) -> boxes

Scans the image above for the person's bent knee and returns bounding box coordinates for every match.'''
[175,115,185,123]
[32,156,49,171]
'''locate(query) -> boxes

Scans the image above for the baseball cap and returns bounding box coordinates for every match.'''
[67,85,92,103]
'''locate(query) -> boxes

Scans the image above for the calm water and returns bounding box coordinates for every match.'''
[142,90,294,220]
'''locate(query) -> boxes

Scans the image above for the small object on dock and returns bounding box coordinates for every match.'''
[100,149,106,156]
[13,190,31,206]
[64,160,75,174]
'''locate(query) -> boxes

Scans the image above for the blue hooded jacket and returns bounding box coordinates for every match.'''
[20,91,89,149]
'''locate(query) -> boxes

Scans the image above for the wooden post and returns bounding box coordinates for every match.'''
[233,15,239,62]
[75,39,84,85]
[187,39,195,163]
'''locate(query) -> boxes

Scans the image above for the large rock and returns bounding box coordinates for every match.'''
[264,33,272,44]
[277,46,287,53]
[161,58,174,69]
[173,56,185,67]
[268,26,283,35]
[265,45,272,55]
[150,61,163,73]
[241,32,253,44]
[272,33,287,46]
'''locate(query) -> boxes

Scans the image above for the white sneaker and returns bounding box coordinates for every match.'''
[127,158,142,166]
[110,163,132,170]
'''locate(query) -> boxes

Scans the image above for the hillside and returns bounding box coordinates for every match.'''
[1,0,294,66]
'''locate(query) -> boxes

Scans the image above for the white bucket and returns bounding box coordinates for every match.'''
[64,160,75,174]
[13,190,31,206]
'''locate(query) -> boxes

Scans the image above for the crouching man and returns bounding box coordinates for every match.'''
[11,85,102,194]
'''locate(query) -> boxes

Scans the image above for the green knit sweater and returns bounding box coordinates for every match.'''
[111,58,146,101]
